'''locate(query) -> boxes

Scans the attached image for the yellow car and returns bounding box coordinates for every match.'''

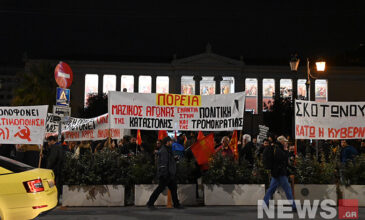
[0,156,58,220]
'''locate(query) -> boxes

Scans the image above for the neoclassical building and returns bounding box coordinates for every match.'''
[25,46,365,133]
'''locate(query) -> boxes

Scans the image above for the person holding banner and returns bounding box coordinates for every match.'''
[147,136,183,210]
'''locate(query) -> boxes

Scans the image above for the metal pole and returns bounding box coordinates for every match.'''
[306,58,310,101]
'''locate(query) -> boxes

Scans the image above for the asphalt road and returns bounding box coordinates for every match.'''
[37,206,365,220]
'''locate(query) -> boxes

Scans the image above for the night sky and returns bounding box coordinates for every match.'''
[1,1,364,66]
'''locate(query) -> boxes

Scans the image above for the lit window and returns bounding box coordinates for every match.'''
[181,76,195,95]
[138,75,152,93]
[297,79,307,100]
[220,77,235,94]
[84,74,98,107]
[200,76,215,95]
[121,75,134,92]
[315,79,328,102]
[263,79,275,111]
[156,76,169,94]
[103,75,116,94]
[280,79,293,98]
[245,78,258,114]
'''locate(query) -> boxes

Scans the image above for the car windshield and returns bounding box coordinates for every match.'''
[0,156,34,173]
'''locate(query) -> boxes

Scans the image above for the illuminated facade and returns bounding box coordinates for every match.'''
[24,47,365,133]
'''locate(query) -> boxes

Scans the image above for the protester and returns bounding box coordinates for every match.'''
[263,135,296,211]
[239,134,255,165]
[340,140,359,163]
[46,136,65,202]
[147,136,183,209]
[360,140,365,155]
[216,136,233,158]
[75,141,92,158]
[0,144,16,159]
[172,134,185,160]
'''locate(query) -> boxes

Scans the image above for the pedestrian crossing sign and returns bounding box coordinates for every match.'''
[56,87,70,106]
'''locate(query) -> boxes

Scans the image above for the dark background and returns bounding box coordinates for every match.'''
[1,1,365,66]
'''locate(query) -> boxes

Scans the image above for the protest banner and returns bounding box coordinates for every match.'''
[108,92,245,131]
[295,100,365,139]
[45,113,61,137]
[61,113,123,141]
[0,105,48,145]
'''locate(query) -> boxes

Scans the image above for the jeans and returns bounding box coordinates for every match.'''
[263,175,296,209]
[147,177,180,207]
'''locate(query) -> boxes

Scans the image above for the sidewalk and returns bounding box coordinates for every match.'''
[37,206,365,220]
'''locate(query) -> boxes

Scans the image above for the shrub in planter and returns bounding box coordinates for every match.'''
[61,149,130,205]
[341,154,365,185]
[176,158,200,184]
[202,153,251,184]
[129,154,156,184]
[62,149,130,186]
[295,153,337,184]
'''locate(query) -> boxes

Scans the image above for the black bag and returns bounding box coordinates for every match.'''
[263,146,275,169]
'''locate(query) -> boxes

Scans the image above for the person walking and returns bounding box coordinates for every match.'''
[147,136,183,210]
[263,136,296,211]
[46,136,65,203]
[340,140,359,163]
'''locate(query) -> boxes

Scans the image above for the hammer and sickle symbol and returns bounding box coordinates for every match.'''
[14,126,32,142]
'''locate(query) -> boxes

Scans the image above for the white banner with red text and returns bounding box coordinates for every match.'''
[46,113,124,141]
[108,92,245,131]
[0,105,48,145]
[295,100,365,139]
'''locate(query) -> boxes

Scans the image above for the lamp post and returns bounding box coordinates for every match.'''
[290,55,326,101]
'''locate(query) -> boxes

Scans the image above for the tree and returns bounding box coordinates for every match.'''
[78,93,108,118]
[12,62,57,108]
[263,96,294,137]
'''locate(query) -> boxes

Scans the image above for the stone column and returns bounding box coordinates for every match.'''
[193,75,202,95]
[98,73,103,95]
[116,74,121,91]
[152,75,157,93]
[257,77,263,115]
[292,78,298,100]
[214,76,223,94]
[134,75,139,93]
[275,78,280,100]
[310,78,315,101]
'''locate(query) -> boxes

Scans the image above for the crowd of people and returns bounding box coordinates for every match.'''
[1,131,364,207]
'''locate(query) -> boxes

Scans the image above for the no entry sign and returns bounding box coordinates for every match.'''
[54,61,73,88]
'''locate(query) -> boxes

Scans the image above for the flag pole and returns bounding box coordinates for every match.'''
[38,144,43,168]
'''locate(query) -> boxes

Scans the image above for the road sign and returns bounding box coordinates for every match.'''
[54,61,73,88]
[56,87,70,106]
[53,105,71,117]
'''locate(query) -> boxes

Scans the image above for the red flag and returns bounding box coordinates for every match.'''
[229,130,239,160]
[158,130,168,140]
[191,133,215,170]
[197,131,205,141]
[136,129,142,146]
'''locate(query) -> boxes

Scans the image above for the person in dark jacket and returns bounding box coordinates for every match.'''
[263,136,296,211]
[340,140,359,163]
[46,136,65,201]
[147,136,183,209]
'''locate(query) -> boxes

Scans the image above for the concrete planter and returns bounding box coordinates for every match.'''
[204,184,265,205]
[273,184,337,204]
[62,185,125,206]
[340,185,365,207]
[134,184,197,206]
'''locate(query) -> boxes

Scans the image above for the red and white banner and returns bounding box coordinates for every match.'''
[0,106,48,144]
[61,114,123,141]
[295,100,365,139]
[108,92,245,131]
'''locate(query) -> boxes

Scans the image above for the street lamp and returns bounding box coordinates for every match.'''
[289,55,326,100]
